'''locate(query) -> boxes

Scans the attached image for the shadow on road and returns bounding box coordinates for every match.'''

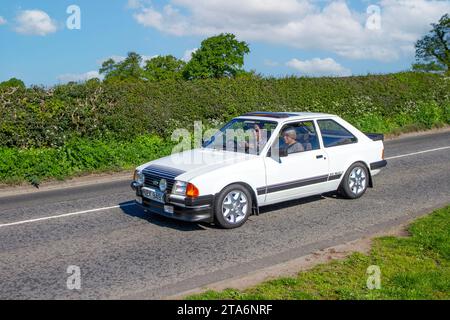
[119,192,339,230]
[118,201,209,231]
[258,194,328,214]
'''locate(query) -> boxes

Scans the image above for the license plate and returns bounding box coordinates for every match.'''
[142,187,165,203]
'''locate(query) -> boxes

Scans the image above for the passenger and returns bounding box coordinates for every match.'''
[283,128,304,154]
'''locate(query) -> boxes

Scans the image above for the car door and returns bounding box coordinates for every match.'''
[261,120,330,205]
[316,118,360,190]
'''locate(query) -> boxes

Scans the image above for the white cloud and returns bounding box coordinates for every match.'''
[286,58,352,77]
[14,10,57,36]
[127,0,143,9]
[57,71,101,83]
[0,16,7,25]
[182,48,197,62]
[129,0,450,62]
[133,5,190,36]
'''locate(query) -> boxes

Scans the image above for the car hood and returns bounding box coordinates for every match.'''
[137,148,259,181]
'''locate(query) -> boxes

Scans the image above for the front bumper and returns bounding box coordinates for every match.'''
[132,183,214,223]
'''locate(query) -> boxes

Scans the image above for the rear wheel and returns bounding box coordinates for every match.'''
[214,184,252,229]
[339,163,369,199]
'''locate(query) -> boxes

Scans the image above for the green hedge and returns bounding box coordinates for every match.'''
[0,135,173,185]
[0,72,449,184]
[1,72,449,149]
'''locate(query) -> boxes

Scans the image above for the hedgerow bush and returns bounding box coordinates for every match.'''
[0,135,173,184]
[1,72,448,149]
[0,72,448,184]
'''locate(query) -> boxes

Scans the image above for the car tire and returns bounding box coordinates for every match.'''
[339,162,369,199]
[214,184,252,229]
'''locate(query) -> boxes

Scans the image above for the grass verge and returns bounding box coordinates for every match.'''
[188,206,450,300]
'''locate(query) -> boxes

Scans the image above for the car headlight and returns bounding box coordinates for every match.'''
[172,181,200,198]
[172,181,187,195]
[133,170,145,185]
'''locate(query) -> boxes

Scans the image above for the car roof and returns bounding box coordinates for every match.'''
[238,111,335,122]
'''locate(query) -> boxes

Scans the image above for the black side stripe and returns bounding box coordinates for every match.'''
[256,187,266,196]
[257,174,331,195]
[328,174,342,181]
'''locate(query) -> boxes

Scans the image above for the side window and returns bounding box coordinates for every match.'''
[317,119,357,148]
[277,121,320,155]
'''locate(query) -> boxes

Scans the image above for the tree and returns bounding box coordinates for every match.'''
[0,78,25,89]
[99,52,144,81]
[413,13,450,75]
[99,58,117,78]
[143,55,186,81]
[183,33,250,79]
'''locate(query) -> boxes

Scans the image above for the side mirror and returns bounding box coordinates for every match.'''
[268,147,288,159]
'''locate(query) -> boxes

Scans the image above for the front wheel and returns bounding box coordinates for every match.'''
[339,163,369,199]
[214,184,252,229]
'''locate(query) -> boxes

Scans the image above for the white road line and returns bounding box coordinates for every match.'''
[385,146,450,160]
[1,145,449,229]
[0,203,135,228]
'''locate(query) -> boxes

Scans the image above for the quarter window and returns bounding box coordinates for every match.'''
[317,119,357,148]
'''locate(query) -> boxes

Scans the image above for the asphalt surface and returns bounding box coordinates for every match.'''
[0,131,449,299]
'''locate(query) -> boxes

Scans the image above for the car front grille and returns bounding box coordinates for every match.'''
[142,164,185,193]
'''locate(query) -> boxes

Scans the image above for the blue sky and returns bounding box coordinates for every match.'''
[0,0,449,86]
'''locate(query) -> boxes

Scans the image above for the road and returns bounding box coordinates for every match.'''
[0,131,449,299]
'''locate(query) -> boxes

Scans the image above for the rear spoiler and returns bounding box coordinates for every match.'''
[365,133,384,141]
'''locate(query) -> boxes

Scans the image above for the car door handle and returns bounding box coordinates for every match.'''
[316,155,324,159]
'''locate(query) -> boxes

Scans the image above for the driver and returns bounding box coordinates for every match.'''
[282,128,304,154]
[246,123,268,154]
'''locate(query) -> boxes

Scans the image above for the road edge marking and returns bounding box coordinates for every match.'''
[385,146,450,160]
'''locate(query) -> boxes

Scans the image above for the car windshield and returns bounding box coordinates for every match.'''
[202,119,278,155]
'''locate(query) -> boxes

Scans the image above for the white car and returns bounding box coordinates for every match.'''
[131,112,387,229]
